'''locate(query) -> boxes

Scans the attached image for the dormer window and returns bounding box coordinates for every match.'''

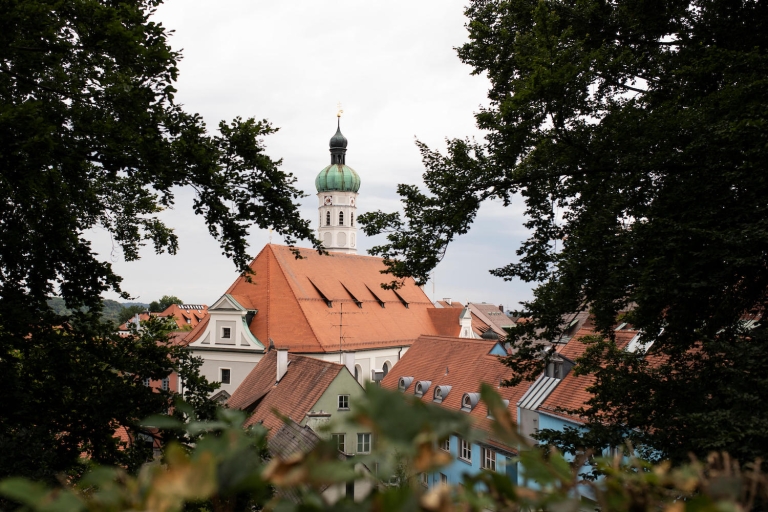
[433,385,451,403]
[486,400,510,419]
[398,376,414,391]
[414,380,431,397]
[461,392,480,412]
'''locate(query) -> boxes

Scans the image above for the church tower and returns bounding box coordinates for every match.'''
[315,116,360,254]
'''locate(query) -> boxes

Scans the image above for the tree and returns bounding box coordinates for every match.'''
[118,304,146,324]
[0,0,318,482]
[359,0,768,465]
[149,295,183,313]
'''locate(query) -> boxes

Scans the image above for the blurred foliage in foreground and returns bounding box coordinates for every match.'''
[1,384,766,512]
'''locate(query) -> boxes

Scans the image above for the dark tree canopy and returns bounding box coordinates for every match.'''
[360,0,768,464]
[149,295,183,313]
[0,0,317,481]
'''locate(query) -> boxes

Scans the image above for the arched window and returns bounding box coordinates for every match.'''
[351,213,354,226]
[326,211,331,226]
[339,211,344,225]
[382,361,390,377]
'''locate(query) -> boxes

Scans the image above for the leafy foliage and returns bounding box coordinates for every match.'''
[148,295,183,313]
[2,385,766,512]
[118,304,147,324]
[47,298,131,325]
[359,0,768,464]
[0,0,317,483]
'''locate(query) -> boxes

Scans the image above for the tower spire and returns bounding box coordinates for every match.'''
[315,115,360,255]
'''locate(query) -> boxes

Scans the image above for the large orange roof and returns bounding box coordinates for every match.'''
[195,244,446,352]
[380,335,529,452]
[228,350,347,434]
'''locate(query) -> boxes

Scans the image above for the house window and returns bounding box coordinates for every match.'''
[440,473,448,485]
[142,377,150,387]
[459,437,472,462]
[332,433,346,453]
[326,211,331,226]
[440,438,450,451]
[339,211,344,225]
[221,327,231,339]
[482,447,496,471]
[220,368,231,384]
[161,377,170,391]
[351,213,354,226]
[357,433,371,453]
[420,472,429,487]
[338,394,349,410]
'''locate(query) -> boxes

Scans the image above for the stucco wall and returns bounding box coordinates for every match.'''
[187,349,263,396]
[302,368,371,455]
[425,434,516,488]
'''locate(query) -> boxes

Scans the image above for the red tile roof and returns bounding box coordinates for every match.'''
[228,350,350,434]
[539,327,640,423]
[436,300,464,309]
[118,304,208,332]
[380,335,529,452]
[427,308,464,337]
[188,244,446,352]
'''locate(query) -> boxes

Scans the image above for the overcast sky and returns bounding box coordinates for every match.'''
[92,0,534,311]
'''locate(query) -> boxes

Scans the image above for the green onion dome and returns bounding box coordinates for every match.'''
[315,164,361,192]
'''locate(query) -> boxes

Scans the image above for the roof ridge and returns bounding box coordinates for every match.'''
[224,245,270,296]
[418,334,498,345]
[289,352,346,370]
[265,244,272,342]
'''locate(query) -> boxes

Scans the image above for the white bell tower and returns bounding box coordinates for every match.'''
[315,112,361,254]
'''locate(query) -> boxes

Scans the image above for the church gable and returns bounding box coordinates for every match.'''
[186,292,264,351]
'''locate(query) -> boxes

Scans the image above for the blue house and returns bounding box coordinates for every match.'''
[380,334,529,488]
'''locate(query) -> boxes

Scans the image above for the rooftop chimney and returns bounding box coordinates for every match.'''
[443,298,452,305]
[276,348,288,382]
[499,304,504,312]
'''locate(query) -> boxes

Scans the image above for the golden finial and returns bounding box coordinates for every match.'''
[336,101,343,118]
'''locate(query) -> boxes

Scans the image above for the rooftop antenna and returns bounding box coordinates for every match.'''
[431,271,435,302]
[329,301,365,364]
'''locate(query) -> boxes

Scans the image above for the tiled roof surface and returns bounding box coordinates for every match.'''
[468,303,515,333]
[159,304,208,330]
[427,308,464,337]
[215,244,442,352]
[229,350,346,434]
[118,305,209,332]
[268,420,321,458]
[380,335,528,452]
[539,327,639,423]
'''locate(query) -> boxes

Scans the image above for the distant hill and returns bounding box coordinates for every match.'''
[122,302,150,309]
[45,298,148,325]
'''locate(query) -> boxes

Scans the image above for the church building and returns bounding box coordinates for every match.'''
[182,119,474,398]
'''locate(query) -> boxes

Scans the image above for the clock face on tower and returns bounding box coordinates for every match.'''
[324,196,333,206]
[350,197,355,206]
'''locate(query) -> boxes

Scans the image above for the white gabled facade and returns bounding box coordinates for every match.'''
[186,294,265,397]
